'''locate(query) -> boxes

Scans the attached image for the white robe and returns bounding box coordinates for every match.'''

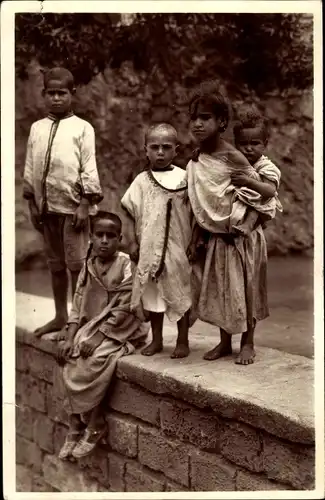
[121,166,192,322]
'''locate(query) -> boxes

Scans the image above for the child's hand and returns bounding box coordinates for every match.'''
[56,340,73,365]
[187,236,207,262]
[72,203,89,232]
[187,243,198,263]
[80,332,105,358]
[231,172,250,187]
[130,247,139,264]
[29,202,43,233]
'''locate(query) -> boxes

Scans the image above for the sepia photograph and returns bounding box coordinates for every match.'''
[1,0,323,497]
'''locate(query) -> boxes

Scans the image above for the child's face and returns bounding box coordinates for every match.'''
[145,131,178,169]
[91,220,121,261]
[189,103,224,144]
[43,79,73,115]
[235,127,266,164]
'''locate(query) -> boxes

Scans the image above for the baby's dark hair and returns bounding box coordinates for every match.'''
[81,211,122,286]
[233,104,270,144]
[144,122,178,144]
[189,81,230,132]
[43,67,75,91]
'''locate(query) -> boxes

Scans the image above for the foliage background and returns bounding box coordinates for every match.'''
[15,13,314,268]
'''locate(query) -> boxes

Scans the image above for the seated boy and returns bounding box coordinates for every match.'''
[56,211,149,459]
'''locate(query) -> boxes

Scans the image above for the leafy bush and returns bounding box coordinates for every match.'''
[15,13,314,259]
[16,13,313,94]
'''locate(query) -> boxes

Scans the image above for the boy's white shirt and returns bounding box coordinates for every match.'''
[23,114,102,215]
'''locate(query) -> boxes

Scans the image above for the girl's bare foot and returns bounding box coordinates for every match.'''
[34,316,68,338]
[170,344,190,359]
[203,342,232,361]
[235,344,255,365]
[141,341,163,356]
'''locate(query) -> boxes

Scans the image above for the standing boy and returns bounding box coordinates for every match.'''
[121,123,192,359]
[23,67,103,337]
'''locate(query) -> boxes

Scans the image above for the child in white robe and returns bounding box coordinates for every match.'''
[121,123,192,359]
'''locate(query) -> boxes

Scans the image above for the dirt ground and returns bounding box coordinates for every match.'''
[15,255,314,359]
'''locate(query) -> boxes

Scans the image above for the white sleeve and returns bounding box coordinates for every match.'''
[79,122,103,203]
[22,124,35,199]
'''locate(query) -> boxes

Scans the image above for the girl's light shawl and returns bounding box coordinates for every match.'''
[187,153,258,233]
[187,153,280,232]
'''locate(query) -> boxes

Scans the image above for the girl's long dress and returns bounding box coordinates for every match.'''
[62,252,149,414]
[187,153,269,334]
[121,166,192,322]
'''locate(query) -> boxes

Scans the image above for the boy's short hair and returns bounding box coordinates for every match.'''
[43,67,75,91]
[233,104,270,143]
[145,122,178,144]
[189,81,230,132]
[91,211,122,234]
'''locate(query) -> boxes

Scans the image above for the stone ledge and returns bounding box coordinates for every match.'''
[16,326,314,445]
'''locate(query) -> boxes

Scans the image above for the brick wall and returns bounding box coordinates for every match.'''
[16,329,315,492]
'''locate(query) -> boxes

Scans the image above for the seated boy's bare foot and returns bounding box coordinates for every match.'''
[235,344,256,365]
[55,328,67,341]
[34,317,67,338]
[170,344,190,359]
[141,341,163,356]
[203,342,232,361]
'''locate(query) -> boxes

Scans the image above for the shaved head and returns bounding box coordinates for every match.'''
[145,123,178,144]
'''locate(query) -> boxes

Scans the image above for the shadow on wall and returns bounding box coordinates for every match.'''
[15,60,313,270]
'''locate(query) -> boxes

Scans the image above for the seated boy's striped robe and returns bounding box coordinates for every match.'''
[62,252,149,414]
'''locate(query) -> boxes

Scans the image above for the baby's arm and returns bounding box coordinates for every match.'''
[241,177,277,199]
[228,150,276,199]
[252,160,281,199]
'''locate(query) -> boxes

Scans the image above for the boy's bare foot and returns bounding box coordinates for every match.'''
[55,328,67,341]
[141,341,163,356]
[170,344,190,359]
[203,342,232,361]
[235,344,255,365]
[34,317,68,338]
